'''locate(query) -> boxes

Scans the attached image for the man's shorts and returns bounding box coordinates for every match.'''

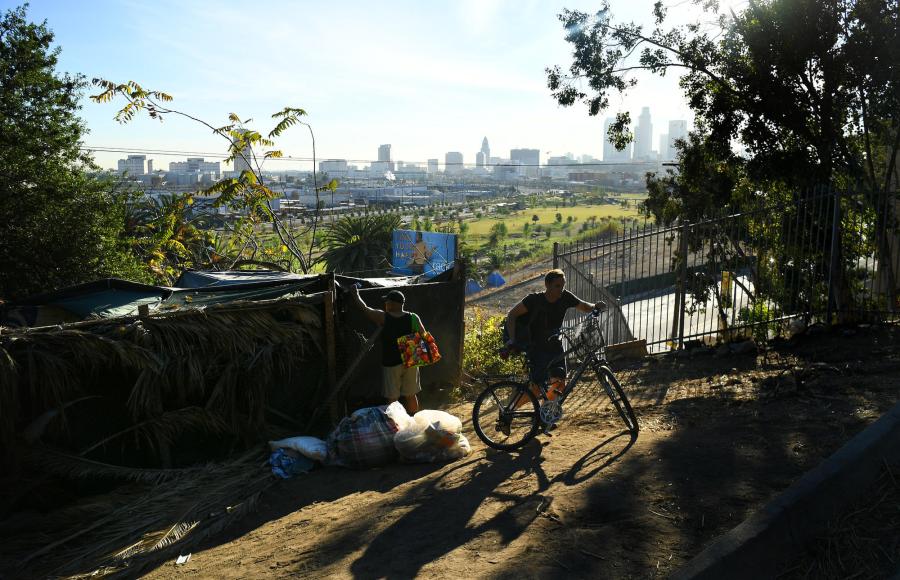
[528,349,567,385]
[382,364,421,399]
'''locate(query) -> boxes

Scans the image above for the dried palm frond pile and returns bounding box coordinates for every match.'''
[0,295,328,577]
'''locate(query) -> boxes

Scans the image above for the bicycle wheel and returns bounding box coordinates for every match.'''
[472,381,540,451]
[598,368,639,434]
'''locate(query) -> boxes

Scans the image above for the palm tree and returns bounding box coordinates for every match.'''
[318,214,400,276]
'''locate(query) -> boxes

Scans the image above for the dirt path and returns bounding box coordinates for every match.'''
[147,326,900,579]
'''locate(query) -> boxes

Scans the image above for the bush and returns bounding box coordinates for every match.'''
[737,301,780,344]
[460,309,525,399]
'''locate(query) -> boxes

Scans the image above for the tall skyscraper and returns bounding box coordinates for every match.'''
[233,129,252,174]
[603,118,632,162]
[378,144,391,162]
[480,137,490,162]
[510,148,540,177]
[476,151,485,167]
[659,133,669,160]
[667,120,688,159]
[427,159,439,174]
[445,152,463,175]
[633,107,653,161]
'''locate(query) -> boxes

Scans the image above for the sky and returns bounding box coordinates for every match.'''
[11,0,718,171]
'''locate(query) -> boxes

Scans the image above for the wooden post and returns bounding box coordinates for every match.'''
[323,275,340,423]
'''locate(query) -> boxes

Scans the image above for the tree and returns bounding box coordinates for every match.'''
[0,6,146,300]
[318,214,400,276]
[531,214,539,223]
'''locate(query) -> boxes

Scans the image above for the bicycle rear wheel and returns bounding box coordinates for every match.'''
[598,368,639,434]
[472,381,540,451]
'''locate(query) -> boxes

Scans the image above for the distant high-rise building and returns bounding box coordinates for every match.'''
[378,144,391,162]
[233,129,252,174]
[510,148,540,178]
[659,134,669,160]
[667,120,688,159]
[445,152,463,175]
[117,155,147,175]
[603,118,632,162]
[633,107,653,161]
[147,159,154,174]
[320,159,349,178]
[480,137,490,162]
[476,151,485,167]
[427,159,439,174]
[169,158,221,176]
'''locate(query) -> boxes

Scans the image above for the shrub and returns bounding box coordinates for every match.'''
[459,309,525,399]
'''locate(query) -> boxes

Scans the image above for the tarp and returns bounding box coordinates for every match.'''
[390,230,457,279]
[486,270,506,288]
[2,271,418,328]
[465,279,482,295]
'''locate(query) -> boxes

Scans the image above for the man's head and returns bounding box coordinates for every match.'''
[382,289,406,313]
[544,269,566,301]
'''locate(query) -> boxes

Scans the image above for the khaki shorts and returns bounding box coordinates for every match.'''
[382,364,421,399]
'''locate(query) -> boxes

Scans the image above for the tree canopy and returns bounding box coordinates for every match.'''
[0,6,145,300]
[547,0,900,219]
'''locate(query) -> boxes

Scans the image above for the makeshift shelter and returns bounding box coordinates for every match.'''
[465,278,483,295]
[0,267,465,578]
[486,270,506,288]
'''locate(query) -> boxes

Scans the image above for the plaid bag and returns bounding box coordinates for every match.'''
[396,316,442,369]
[328,406,399,469]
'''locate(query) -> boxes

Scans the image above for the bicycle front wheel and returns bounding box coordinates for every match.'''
[599,369,639,434]
[472,381,540,451]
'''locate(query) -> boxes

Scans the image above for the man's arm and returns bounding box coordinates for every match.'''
[348,286,386,325]
[505,301,529,344]
[575,297,607,314]
[413,313,428,335]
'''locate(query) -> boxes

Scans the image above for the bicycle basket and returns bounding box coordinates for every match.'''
[571,317,606,361]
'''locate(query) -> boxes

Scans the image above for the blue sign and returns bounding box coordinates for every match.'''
[391,230,457,278]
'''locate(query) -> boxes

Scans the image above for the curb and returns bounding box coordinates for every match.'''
[671,400,900,580]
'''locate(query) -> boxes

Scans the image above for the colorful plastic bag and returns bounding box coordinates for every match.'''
[328,405,399,469]
[396,316,441,368]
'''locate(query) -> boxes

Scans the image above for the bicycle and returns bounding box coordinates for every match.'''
[471,307,638,451]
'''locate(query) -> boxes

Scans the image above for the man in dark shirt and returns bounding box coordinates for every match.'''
[349,287,425,414]
[506,269,606,396]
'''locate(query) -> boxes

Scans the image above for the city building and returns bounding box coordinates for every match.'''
[445,151,463,175]
[480,137,490,162]
[603,118,632,162]
[633,107,653,161]
[476,151,485,167]
[378,144,391,162]
[427,159,439,174]
[510,148,540,178]
[668,120,688,159]
[659,133,669,160]
[117,155,147,176]
[233,129,252,174]
[169,158,221,176]
[320,159,349,179]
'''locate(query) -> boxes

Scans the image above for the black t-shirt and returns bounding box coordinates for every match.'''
[522,290,580,353]
[382,312,414,366]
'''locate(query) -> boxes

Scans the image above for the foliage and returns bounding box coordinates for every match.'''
[317,214,400,276]
[0,6,148,300]
[737,301,780,344]
[460,310,525,398]
[92,79,337,275]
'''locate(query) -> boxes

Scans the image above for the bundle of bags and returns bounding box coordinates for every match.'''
[268,402,470,472]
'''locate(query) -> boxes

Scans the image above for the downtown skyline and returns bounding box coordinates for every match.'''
[14,0,713,171]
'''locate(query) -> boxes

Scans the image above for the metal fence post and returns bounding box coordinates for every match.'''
[553,241,559,270]
[677,222,689,350]
[826,188,842,326]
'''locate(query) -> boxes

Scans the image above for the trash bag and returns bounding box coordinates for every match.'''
[269,449,315,478]
[268,436,328,463]
[394,410,471,463]
[328,405,400,469]
[384,401,412,431]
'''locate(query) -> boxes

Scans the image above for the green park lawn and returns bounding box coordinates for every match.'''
[465,203,644,237]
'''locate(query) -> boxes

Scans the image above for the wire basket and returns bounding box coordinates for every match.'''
[570,316,606,362]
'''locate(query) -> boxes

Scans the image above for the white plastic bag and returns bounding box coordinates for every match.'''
[384,401,412,431]
[413,410,462,434]
[268,436,328,463]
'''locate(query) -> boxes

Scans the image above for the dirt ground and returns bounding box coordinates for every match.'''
[145,325,899,580]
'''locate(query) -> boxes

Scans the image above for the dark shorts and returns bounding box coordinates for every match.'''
[528,349,567,385]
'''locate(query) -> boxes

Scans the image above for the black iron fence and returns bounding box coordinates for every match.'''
[554,189,900,353]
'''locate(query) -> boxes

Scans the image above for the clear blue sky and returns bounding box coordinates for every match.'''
[12,0,715,171]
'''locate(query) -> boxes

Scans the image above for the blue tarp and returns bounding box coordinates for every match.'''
[465,279,482,295]
[486,271,506,288]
